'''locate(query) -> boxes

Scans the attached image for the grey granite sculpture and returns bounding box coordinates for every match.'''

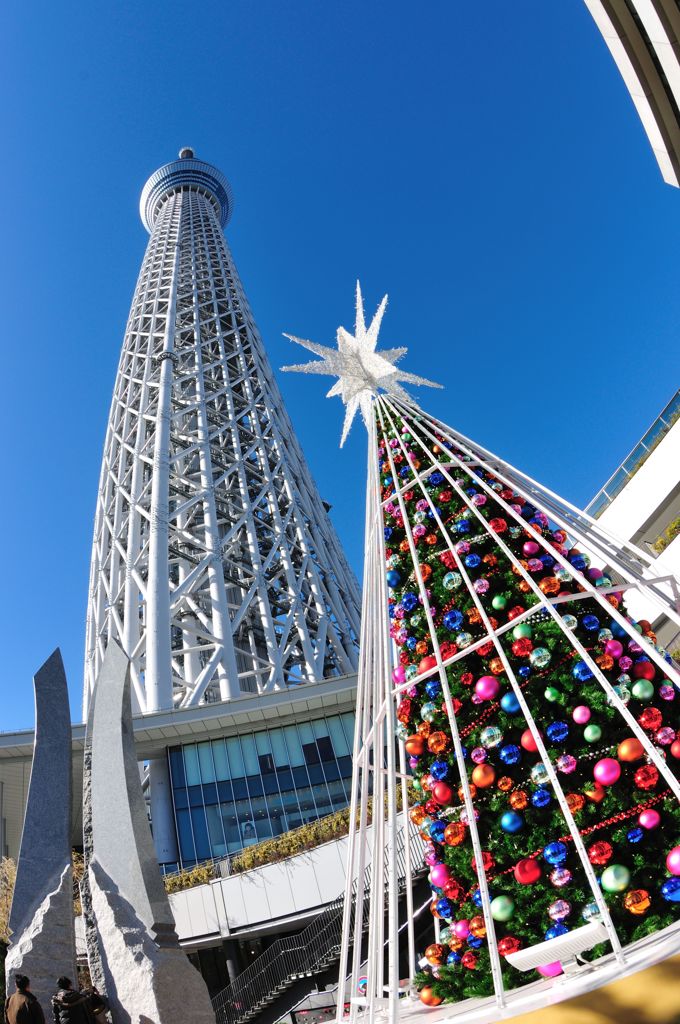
[79,694,107,999]
[85,641,215,1023]
[5,649,76,1010]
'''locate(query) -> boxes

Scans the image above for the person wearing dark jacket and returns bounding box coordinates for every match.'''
[50,980,93,1024]
[4,974,46,1024]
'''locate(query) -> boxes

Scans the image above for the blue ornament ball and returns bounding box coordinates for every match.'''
[472,888,486,907]
[386,570,401,589]
[384,527,393,541]
[430,760,449,781]
[425,679,442,699]
[545,924,569,940]
[467,936,484,949]
[582,615,600,632]
[447,951,461,965]
[627,828,644,844]
[661,878,680,903]
[517,665,532,679]
[402,592,418,611]
[501,692,521,714]
[546,721,569,743]
[429,820,446,844]
[436,898,454,919]
[443,610,464,631]
[532,788,551,808]
[543,842,568,865]
[573,661,594,682]
[501,811,524,833]
[464,554,481,568]
[499,744,521,765]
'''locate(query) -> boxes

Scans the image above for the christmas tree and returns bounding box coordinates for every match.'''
[284,287,680,1019]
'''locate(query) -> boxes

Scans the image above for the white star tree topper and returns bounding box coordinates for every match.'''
[282,283,442,446]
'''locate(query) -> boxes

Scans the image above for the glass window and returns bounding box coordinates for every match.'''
[184,745,201,787]
[212,740,230,781]
[311,720,329,740]
[328,716,351,758]
[198,742,215,783]
[169,748,186,787]
[297,722,315,745]
[226,737,245,778]
[258,753,275,775]
[240,735,259,776]
[190,807,212,861]
[270,729,289,768]
[202,782,218,805]
[303,742,320,765]
[316,737,334,762]
[173,787,189,810]
[176,808,195,864]
[246,776,264,798]
[340,713,356,750]
[221,805,240,851]
[206,805,226,857]
[189,785,204,808]
[311,783,333,818]
[235,800,257,846]
[254,732,273,757]
[283,726,304,767]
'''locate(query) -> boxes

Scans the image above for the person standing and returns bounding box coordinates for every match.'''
[4,974,46,1024]
[50,980,93,1024]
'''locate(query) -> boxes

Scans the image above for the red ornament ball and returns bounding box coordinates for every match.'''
[671,739,680,760]
[514,858,541,885]
[419,655,438,676]
[520,729,539,753]
[588,840,613,866]
[638,707,663,731]
[633,661,655,681]
[498,936,521,957]
[461,952,478,970]
[635,764,659,790]
[432,781,454,805]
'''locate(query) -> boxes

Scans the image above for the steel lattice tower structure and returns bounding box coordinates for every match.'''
[84,149,361,861]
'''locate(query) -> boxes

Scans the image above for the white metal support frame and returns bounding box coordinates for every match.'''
[285,288,680,1024]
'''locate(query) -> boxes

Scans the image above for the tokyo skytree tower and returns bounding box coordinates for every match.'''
[84,150,361,854]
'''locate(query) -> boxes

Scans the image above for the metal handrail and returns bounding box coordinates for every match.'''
[211,823,423,1024]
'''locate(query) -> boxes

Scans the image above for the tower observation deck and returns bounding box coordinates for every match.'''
[84,150,361,860]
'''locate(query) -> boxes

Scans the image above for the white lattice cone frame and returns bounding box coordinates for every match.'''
[84,177,361,717]
[337,393,680,1024]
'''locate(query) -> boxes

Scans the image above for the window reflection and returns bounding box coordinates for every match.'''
[169,711,356,866]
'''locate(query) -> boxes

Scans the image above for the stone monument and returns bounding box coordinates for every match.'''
[5,649,76,1010]
[85,641,215,1023]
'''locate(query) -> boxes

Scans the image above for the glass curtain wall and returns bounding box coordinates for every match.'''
[168,711,355,866]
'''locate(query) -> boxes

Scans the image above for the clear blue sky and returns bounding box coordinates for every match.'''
[2,1,679,730]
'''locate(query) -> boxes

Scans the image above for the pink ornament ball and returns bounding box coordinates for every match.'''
[666,847,680,876]
[430,863,451,888]
[639,809,661,830]
[454,920,470,939]
[605,639,624,659]
[537,961,563,978]
[593,758,621,786]
[392,666,406,685]
[475,675,500,701]
[572,705,591,725]
[425,850,438,866]
[523,541,540,557]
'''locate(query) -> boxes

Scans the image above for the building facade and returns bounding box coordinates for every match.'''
[83,150,362,864]
[584,1,680,186]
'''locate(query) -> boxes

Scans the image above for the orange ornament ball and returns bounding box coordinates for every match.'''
[405,735,426,757]
[566,792,585,813]
[497,776,513,792]
[489,658,504,675]
[510,790,528,810]
[418,722,432,737]
[472,764,496,788]
[584,781,605,803]
[444,822,466,846]
[428,731,450,754]
[469,915,486,938]
[421,565,432,581]
[624,889,650,915]
[618,738,645,762]
[425,943,445,965]
[419,987,443,1007]
[409,805,427,826]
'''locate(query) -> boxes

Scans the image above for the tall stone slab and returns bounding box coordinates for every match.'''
[86,641,215,1023]
[5,649,76,1010]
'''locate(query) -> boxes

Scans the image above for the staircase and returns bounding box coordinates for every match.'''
[211,824,424,1024]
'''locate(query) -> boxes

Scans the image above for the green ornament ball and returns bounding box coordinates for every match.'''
[632,679,654,701]
[512,623,532,640]
[583,724,602,743]
[544,687,561,703]
[492,595,508,611]
[601,864,630,893]
[491,895,515,922]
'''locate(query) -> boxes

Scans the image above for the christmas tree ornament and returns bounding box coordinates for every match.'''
[666,847,680,876]
[288,289,680,1019]
[639,809,661,830]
